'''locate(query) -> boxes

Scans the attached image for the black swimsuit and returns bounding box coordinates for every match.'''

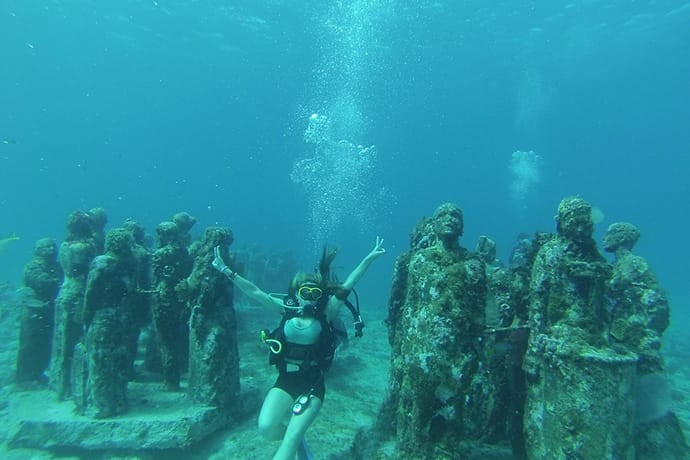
[273,367,326,401]
[271,315,328,400]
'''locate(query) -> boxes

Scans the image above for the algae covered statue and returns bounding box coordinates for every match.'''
[80,227,142,418]
[603,222,689,458]
[373,203,493,459]
[522,197,637,460]
[16,238,63,385]
[603,221,670,371]
[212,237,385,460]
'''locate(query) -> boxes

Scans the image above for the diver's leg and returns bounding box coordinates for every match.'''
[272,396,322,460]
[258,387,294,441]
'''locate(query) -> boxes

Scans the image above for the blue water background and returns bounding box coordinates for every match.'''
[1,1,689,317]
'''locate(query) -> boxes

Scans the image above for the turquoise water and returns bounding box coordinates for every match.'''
[1,1,688,322]
[1,2,690,457]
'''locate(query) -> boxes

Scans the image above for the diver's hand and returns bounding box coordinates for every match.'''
[367,236,386,260]
[212,245,229,273]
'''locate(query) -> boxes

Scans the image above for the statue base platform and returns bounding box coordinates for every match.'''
[7,381,232,452]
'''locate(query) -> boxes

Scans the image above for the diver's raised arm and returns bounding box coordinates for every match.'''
[341,236,386,291]
[212,246,283,310]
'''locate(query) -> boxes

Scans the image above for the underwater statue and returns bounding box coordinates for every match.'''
[604,222,669,371]
[151,213,195,391]
[49,208,106,400]
[78,227,142,417]
[369,203,497,459]
[16,238,63,385]
[120,219,152,378]
[523,197,638,459]
[604,222,689,458]
[185,226,239,410]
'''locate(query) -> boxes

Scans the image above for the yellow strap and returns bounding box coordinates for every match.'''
[261,330,282,354]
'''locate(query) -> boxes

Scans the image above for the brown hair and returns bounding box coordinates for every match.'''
[286,246,351,301]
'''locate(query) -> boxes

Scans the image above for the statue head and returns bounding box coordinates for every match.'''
[433,203,463,246]
[105,228,134,257]
[603,222,640,254]
[555,197,594,243]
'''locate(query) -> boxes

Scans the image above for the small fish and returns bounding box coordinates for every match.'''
[0,233,20,254]
[1,139,17,145]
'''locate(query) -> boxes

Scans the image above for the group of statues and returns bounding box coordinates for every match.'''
[354,197,687,460]
[13,197,687,459]
[17,209,239,418]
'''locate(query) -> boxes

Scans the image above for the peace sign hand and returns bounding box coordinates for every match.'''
[368,236,386,260]
[212,245,229,273]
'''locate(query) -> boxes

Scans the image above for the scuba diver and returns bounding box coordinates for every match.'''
[212,236,385,460]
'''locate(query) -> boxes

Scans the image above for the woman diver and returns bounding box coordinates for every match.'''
[212,236,385,460]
